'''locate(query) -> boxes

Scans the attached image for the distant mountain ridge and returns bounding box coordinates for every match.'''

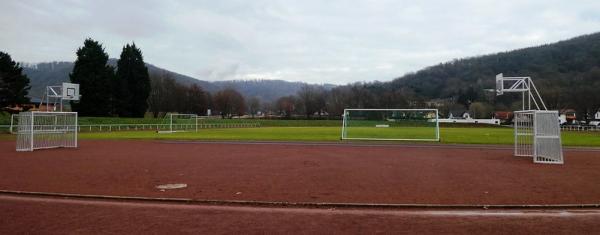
[22,60,335,102]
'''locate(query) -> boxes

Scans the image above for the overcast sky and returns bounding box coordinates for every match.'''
[2,0,600,84]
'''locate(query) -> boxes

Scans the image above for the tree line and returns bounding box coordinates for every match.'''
[271,32,600,120]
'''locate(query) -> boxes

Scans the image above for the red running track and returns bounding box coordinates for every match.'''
[1,140,600,205]
[2,194,600,234]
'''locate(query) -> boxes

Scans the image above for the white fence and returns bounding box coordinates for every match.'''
[3,113,261,133]
[561,125,600,132]
[76,123,260,132]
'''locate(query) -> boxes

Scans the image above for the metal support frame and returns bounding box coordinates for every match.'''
[341,108,440,141]
[495,73,547,110]
[40,86,63,111]
[39,83,80,112]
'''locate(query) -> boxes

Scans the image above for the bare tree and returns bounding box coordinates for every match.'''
[148,72,209,117]
[186,84,208,115]
[213,88,246,118]
[296,85,326,118]
[247,96,260,118]
[276,95,296,118]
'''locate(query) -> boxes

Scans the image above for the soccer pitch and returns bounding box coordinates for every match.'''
[71,127,599,147]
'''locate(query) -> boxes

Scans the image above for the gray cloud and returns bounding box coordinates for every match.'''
[2,0,600,84]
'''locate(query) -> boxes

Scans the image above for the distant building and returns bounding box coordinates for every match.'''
[494,111,513,120]
[2,98,56,113]
[448,109,471,119]
[559,109,577,125]
[440,109,499,125]
[493,111,513,124]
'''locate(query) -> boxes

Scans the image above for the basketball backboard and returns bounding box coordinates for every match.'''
[62,83,80,100]
[495,73,504,95]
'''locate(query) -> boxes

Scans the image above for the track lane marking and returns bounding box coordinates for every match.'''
[2,194,600,217]
[2,190,600,211]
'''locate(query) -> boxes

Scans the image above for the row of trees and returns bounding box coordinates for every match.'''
[268,83,507,119]
[0,51,30,109]
[70,39,150,117]
[148,72,252,119]
[148,72,209,117]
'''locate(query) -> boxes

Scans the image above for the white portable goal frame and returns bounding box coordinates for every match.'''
[496,73,563,164]
[16,111,78,151]
[157,113,199,133]
[514,110,563,164]
[341,108,440,141]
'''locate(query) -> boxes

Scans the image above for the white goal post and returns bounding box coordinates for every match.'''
[16,111,78,151]
[157,113,199,133]
[341,109,440,141]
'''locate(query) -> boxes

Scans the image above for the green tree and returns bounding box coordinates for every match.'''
[115,43,150,117]
[70,39,115,116]
[0,51,30,109]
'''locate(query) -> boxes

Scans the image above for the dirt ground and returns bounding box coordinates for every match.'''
[1,140,600,205]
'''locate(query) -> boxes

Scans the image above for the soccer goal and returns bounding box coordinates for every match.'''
[16,111,78,151]
[341,109,440,141]
[514,110,563,164]
[157,113,199,133]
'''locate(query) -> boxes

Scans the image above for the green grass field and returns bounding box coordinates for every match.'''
[0,113,597,146]
[70,127,598,146]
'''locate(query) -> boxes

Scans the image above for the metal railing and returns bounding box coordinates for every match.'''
[2,123,261,134]
[78,123,261,132]
[561,126,600,132]
[3,122,598,134]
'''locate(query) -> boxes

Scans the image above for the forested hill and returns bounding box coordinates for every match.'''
[22,60,333,102]
[382,32,600,112]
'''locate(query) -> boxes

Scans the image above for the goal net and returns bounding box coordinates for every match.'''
[514,110,563,164]
[158,113,198,133]
[16,111,78,151]
[341,109,440,141]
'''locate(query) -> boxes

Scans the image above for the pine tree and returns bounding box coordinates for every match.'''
[115,43,150,117]
[70,39,115,116]
[0,51,31,108]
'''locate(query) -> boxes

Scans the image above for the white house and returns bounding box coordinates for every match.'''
[441,109,500,125]
[448,110,471,119]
